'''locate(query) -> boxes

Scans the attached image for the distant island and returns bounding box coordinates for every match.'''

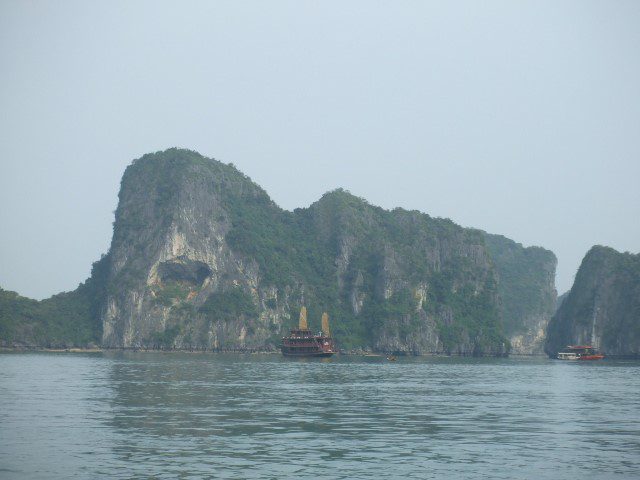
[546,246,640,357]
[1,149,637,357]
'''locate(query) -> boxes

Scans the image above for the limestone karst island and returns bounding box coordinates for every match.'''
[1,149,639,357]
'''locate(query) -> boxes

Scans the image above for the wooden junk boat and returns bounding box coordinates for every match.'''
[557,345,604,361]
[281,307,336,357]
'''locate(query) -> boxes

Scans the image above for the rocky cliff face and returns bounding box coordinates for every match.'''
[484,234,557,355]
[99,149,510,354]
[101,150,276,349]
[545,246,640,357]
[1,148,561,355]
[304,193,506,354]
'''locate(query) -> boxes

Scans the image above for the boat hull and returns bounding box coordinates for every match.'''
[281,350,335,357]
[578,355,605,361]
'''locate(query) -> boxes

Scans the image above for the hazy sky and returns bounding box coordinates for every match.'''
[1,1,639,300]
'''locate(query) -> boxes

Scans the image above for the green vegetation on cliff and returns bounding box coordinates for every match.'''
[0,255,108,347]
[200,288,258,321]
[484,234,557,340]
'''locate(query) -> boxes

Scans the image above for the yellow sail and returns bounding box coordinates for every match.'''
[321,312,330,337]
[299,306,308,330]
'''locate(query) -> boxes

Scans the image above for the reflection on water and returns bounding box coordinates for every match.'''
[1,352,639,479]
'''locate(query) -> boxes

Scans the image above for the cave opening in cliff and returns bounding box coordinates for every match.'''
[157,258,212,286]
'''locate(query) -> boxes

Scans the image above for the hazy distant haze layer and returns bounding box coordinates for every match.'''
[1,0,639,299]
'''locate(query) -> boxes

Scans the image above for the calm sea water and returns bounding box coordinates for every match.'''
[1,352,639,479]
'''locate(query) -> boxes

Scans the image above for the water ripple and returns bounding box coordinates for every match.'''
[1,353,639,479]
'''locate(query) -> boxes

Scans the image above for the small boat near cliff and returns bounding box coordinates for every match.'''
[281,307,336,357]
[557,345,604,361]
